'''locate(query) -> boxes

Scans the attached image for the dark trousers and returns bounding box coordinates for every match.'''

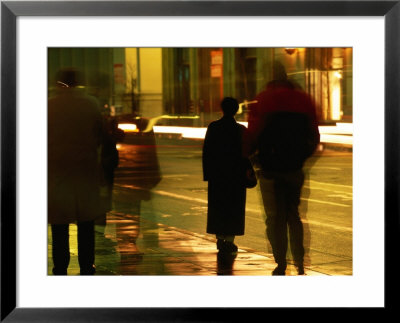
[259,169,305,266]
[51,220,95,275]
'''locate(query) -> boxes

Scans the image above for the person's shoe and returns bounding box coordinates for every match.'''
[80,265,96,275]
[52,267,67,275]
[217,240,238,253]
[295,262,305,275]
[272,264,286,276]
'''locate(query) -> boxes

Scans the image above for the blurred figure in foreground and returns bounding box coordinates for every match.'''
[244,61,320,275]
[48,68,102,275]
[113,116,162,255]
[203,97,255,254]
[96,106,124,233]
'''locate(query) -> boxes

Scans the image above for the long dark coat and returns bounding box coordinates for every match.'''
[48,88,103,225]
[202,116,248,236]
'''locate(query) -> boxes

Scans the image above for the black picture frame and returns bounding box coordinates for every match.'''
[1,0,398,321]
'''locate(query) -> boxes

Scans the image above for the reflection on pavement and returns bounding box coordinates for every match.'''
[48,211,328,276]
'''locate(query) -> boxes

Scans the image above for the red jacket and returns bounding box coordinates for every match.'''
[244,80,320,171]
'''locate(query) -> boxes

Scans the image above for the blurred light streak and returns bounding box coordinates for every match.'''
[320,134,352,145]
[238,100,258,114]
[319,123,353,135]
[336,122,353,133]
[153,126,206,139]
[118,123,138,132]
[151,124,353,145]
[143,115,200,132]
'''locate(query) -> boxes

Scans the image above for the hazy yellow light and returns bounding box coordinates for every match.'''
[330,70,342,121]
[118,123,139,132]
[320,134,352,146]
[153,126,206,139]
[152,124,352,145]
[334,71,342,79]
[331,84,341,120]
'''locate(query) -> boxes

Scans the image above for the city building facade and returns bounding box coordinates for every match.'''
[48,47,352,125]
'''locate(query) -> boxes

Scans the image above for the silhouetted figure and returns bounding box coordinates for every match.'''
[203,97,253,254]
[244,61,320,275]
[48,68,102,275]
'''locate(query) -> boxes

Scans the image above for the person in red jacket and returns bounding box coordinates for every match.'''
[244,61,320,275]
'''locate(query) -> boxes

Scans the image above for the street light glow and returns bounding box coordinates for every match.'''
[118,123,138,132]
[151,123,352,146]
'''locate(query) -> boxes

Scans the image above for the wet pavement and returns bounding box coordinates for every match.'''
[48,211,329,276]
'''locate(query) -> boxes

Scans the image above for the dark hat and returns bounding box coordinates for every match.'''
[56,68,83,87]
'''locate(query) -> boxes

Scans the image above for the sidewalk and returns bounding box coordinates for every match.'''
[47,126,351,276]
[48,211,328,276]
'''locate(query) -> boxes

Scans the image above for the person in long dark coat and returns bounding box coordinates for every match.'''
[203,97,250,253]
[48,68,103,275]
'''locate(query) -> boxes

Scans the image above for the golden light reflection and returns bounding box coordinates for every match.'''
[118,123,139,132]
[331,84,341,120]
[330,70,342,120]
[151,124,352,145]
[153,126,207,139]
[334,71,343,79]
[320,134,352,145]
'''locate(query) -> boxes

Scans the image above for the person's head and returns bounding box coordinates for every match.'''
[55,68,83,88]
[272,61,287,81]
[221,97,239,117]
